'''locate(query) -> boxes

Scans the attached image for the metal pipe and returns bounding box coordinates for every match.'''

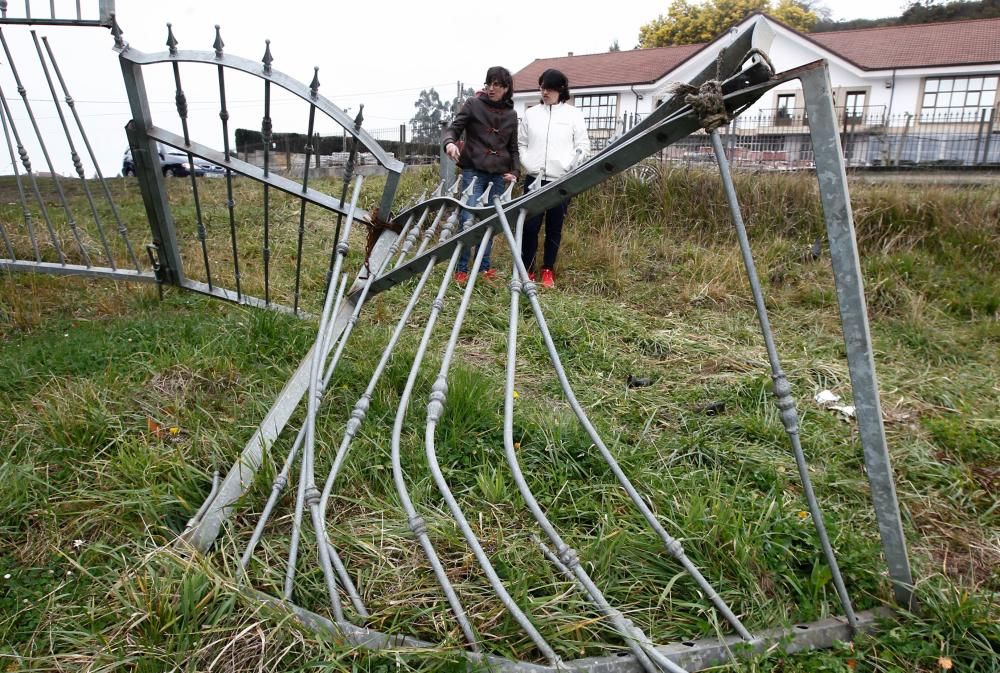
[490,199,754,641]
[709,129,857,628]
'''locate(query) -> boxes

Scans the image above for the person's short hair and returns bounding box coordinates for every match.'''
[484,66,513,103]
[538,68,570,103]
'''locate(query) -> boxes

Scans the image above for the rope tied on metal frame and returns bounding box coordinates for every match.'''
[675,79,730,132]
[361,207,404,276]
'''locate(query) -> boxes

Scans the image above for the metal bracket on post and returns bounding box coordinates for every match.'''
[800,62,915,609]
[145,243,164,300]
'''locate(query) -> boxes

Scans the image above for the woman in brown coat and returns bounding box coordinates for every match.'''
[442,66,520,281]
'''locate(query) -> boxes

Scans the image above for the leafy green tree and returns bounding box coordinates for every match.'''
[410,88,448,143]
[639,0,818,47]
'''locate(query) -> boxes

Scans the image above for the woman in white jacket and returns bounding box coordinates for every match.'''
[518,68,590,288]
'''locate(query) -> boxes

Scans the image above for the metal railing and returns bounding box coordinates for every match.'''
[594,105,999,169]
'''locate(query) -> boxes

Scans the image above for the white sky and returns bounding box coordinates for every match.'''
[0,0,909,177]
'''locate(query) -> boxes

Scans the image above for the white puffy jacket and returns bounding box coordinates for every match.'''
[518,102,590,181]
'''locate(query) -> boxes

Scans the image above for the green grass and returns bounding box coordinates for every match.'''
[1,167,998,672]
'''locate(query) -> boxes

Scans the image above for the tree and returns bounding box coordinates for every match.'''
[638,0,818,47]
[410,88,448,144]
[609,39,622,51]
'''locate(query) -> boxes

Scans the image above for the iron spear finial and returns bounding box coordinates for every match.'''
[213,25,224,58]
[166,23,178,55]
[262,39,273,75]
[309,67,319,98]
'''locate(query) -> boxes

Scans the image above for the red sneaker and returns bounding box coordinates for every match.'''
[454,271,469,283]
[541,268,555,288]
[482,269,498,282]
[527,271,536,282]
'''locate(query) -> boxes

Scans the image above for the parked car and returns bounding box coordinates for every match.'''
[122,145,226,178]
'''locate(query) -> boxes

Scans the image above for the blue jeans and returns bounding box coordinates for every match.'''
[456,168,505,273]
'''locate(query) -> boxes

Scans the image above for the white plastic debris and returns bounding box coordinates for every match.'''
[832,405,856,419]
[814,390,841,406]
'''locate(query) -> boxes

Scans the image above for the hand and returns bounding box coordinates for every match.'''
[502,172,516,183]
[445,142,461,161]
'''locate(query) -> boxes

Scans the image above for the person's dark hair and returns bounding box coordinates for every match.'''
[484,66,513,103]
[538,68,570,103]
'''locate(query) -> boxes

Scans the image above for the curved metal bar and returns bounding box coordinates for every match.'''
[301,176,366,621]
[423,225,561,666]
[0,98,38,261]
[115,46,403,173]
[284,271,348,602]
[0,28,88,265]
[31,31,115,268]
[491,200,754,642]
[500,208,680,673]
[40,35,141,271]
[390,241,480,651]
[709,130,857,628]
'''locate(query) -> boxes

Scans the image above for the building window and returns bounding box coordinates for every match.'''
[920,76,998,122]
[575,94,618,130]
[775,93,795,125]
[845,91,866,120]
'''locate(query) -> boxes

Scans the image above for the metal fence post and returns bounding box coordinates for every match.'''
[119,57,184,285]
[800,64,914,609]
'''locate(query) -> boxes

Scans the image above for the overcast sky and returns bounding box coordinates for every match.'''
[0,0,911,177]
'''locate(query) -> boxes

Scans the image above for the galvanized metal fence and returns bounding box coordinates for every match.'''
[1,10,915,671]
[597,105,999,170]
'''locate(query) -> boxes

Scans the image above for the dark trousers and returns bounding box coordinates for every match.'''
[521,176,569,273]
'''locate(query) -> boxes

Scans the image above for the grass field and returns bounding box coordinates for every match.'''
[1,167,997,672]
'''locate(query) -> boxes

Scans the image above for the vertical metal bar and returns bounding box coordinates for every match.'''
[215,30,242,301]
[31,31,115,268]
[76,0,81,20]
[43,36,140,271]
[0,98,40,261]
[293,81,319,314]
[99,0,114,25]
[0,79,62,263]
[709,129,858,629]
[973,108,987,166]
[800,65,914,609]
[982,109,995,164]
[167,25,212,289]
[261,67,272,306]
[0,28,90,266]
[48,0,54,19]
[119,50,185,284]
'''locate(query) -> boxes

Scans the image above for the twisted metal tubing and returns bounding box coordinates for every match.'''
[500,209,670,673]
[30,31,115,269]
[391,240,481,651]
[301,175,368,622]
[40,36,141,272]
[167,29,212,289]
[491,201,754,642]
[284,271,348,603]
[0,78,62,263]
[0,99,37,261]
[215,49,243,302]
[423,224,562,667]
[0,28,88,265]
[708,130,858,629]
[241,206,429,584]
